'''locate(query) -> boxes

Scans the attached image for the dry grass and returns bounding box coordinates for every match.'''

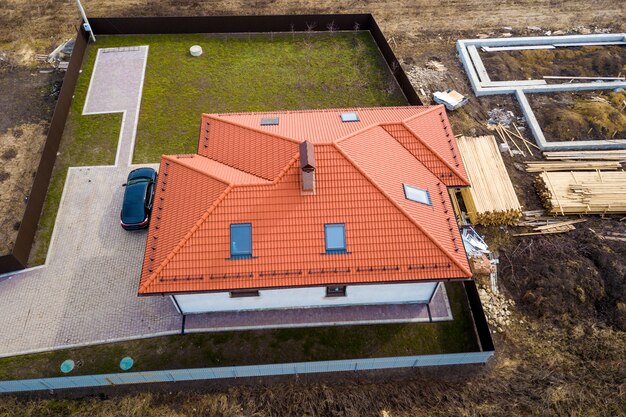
[0,123,46,253]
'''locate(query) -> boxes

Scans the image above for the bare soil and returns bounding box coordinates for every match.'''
[480,45,626,81]
[1,0,626,415]
[529,90,626,142]
[0,68,62,255]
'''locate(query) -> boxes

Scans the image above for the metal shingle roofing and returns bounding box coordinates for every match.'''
[138,106,471,295]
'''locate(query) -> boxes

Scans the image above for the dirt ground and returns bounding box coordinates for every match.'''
[480,45,626,81]
[1,0,626,415]
[0,67,62,254]
[529,90,626,142]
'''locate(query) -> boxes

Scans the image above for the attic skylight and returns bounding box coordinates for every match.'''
[340,112,359,122]
[403,184,432,206]
[260,117,279,126]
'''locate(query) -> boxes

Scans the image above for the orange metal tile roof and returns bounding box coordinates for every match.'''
[139,106,471,295]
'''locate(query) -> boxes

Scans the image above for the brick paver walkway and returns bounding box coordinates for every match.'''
[0,166,181,357]
[83,46,148,167]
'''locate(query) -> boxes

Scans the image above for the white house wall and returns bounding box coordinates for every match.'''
[172,282,438,314]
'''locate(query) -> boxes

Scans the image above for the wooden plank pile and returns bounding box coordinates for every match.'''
[513,219,587,236]
[525,160,622,172]
[456,135,523,225]
[535,170,626,215]
[543,150,626,161]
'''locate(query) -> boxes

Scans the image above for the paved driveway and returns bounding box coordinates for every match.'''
[0,166,181,357]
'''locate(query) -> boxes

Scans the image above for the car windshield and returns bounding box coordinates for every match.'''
[127,176,152,186]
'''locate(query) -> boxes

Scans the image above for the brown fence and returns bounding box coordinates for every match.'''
[0,13,421,273]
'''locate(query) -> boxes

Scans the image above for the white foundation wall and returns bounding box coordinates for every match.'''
[173,282,439,314]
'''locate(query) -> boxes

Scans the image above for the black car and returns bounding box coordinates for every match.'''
[120,167,157,230]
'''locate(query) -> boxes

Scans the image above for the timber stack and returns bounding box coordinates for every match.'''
[535,170,626,215]
[542,150,626,161]
[525,160,622,172]
[456,135,522,225]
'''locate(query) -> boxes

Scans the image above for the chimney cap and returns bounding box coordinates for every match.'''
[299,140,316,173]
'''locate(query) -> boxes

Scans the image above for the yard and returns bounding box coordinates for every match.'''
[0,283,477,381]
[28,31,407,265]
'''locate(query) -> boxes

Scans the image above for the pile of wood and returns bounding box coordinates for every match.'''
[535,170,626,214]
[525,160,622,172]
[456,135,522,225]
[543,150,626,161]
[513,219,587,236]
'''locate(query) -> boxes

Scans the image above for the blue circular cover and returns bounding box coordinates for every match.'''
[120,356,134,371]
[60,359,75,373]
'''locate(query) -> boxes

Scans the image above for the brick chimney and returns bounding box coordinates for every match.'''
[299,140,316,194]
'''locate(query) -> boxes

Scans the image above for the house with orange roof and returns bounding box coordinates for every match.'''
[138,105,473,315]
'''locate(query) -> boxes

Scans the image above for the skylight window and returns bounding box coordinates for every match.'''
[260,117,279,126]
[403,184,432,206]
[230,223,252,258]
[324,224,347,254]
[340,112,359,122]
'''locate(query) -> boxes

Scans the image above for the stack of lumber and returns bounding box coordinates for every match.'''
[456,135,522,225]
[513,219,586,236]
[543,150,626,161]
[525,160,622,172]
[535,170,626,215]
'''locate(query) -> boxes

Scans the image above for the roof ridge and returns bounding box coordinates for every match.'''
[332,142,472,277]
[162,155,233,186]
[139,185,235,294]
[393,122,469,186]
[333,123,381,144]
[203,113,301,144]
[165,154,272,186]
[273,154,300,184]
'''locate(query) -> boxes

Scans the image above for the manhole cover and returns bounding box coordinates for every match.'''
[120,356,134,371]
[60,359,75,373]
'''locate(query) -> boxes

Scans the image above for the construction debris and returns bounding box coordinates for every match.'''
[478,285,514,332]
[525,160,622,172]
[433,89,468,110]
[456,135,523,225]
[536,170,626,215]
[487,108,521,126]
[596,231,626,242]
[426,60,446,72]
[513,219,587,236]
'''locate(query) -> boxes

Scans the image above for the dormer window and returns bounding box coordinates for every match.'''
[403,184,432,206]
[324,223,347,254]
[230,223,252,258]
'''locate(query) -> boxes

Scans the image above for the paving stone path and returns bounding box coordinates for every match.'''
[83,46,149,167]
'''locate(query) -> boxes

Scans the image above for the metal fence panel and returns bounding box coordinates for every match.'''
[0,351,494,393]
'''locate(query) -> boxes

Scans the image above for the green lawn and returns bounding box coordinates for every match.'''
[0,283,478,381]
[28,31,407,265]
